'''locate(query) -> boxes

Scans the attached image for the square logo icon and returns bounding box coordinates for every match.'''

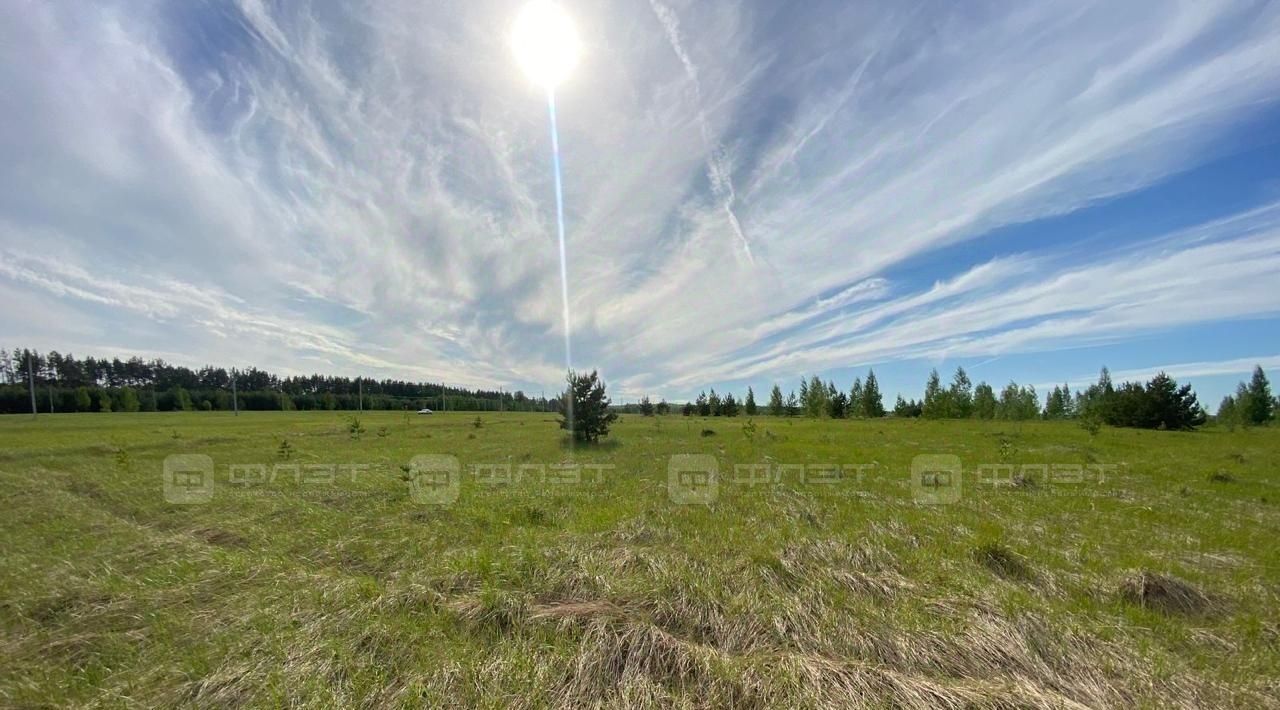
[163,454,214,504]
[911,454,962,505]
[668,454,718,505]
[408,454,461,506]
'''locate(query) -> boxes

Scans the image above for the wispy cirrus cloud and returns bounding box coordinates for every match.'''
[1,0,1278,399]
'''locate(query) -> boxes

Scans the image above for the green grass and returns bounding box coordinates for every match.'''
[1,412,1277,707]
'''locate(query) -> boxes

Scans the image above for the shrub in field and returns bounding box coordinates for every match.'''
[560,370,618,443]
[1079,408,1103,436]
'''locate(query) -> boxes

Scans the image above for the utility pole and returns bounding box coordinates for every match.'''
[27,353,37,419]
[231,369,239,416]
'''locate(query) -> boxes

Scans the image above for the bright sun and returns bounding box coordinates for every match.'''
[511,1,580,89]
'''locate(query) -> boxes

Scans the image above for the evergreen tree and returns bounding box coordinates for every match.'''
[996,381,1023,420]
[1019,385,1040,420]
[768,384,784,416]
[682,402,695,416]
[862,369,885,417]
[1109,381,1152,428]
[1044,386,1068,419]
[893,395,922,418]
[1245,366,1274,424]
[639,395,655,416]
[972,382,996,419]
[804,375,828,417]
[950,367,973,418]
[785,390,799,416]
[744,387,758,416]
[657,400,671,415]
[826,390,846,418]
[696,391,710,417]
[1092,367,1117,421]
[721,392,740,417]
[849,377,864,418]
[1143,372,1205,430]
[708,388,722,416]
[922,369,946,419]
[560,370,619,442]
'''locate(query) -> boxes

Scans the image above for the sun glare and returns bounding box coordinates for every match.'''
[511,1,580,89]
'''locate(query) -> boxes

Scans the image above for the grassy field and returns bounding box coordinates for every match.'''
[1,411,1277,708]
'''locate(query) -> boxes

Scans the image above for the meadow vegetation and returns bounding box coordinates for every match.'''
[1,411,1278,707]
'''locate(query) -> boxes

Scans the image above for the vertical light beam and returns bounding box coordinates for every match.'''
[547,88,574,439]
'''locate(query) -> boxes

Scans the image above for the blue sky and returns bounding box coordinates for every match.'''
[2,0,1279,409]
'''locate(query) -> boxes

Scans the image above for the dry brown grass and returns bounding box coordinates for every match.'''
[1118,570,1215,615]
[421,538,1250,709]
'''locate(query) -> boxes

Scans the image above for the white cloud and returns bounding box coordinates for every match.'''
[1,0,1278,397]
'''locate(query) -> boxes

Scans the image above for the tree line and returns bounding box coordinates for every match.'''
[672,365,1275,431]
[0,347,556,414]
[669,370,889,419]
[4,345,1273,431]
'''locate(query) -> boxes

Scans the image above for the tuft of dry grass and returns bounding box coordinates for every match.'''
[1118,570,1214,615]
[778,538,913,600]
[973,541,1035,582]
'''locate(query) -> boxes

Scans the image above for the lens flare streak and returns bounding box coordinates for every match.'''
[547,88,574,438]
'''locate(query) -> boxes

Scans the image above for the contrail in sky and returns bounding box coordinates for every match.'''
[648,0,754,263]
